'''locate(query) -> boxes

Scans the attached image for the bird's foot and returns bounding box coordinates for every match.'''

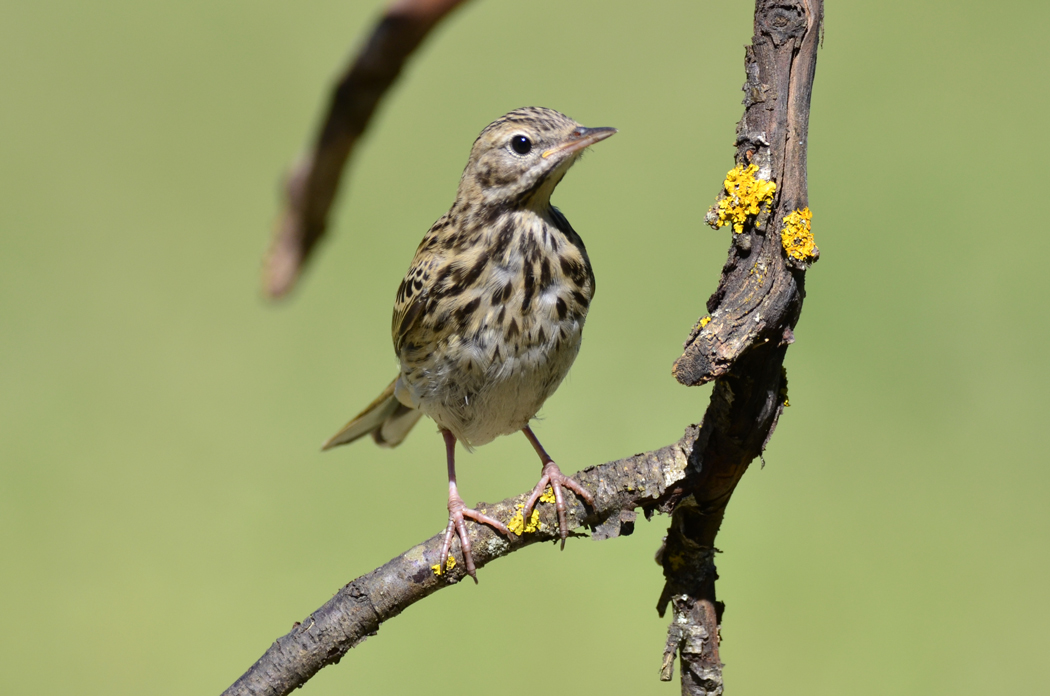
[439,492,512,583]
[523,461,594,549]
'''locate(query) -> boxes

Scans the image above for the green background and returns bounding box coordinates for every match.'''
[3,0,1048,693]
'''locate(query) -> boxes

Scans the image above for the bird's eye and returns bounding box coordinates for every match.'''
[510,135,532,155]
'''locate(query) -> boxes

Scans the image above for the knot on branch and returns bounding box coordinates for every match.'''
[755,1,808,46]
[656,497,721,616]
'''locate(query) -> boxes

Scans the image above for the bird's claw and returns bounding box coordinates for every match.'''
[523,461,594,549]
[439,493,512,582]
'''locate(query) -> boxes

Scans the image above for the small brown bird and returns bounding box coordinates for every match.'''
[323,107,616,580]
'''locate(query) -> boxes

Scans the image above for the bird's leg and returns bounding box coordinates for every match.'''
[438,428,511,582]
[521,426,594,549]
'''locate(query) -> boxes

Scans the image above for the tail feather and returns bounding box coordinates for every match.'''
[372,402,424,447]
[322,378,423,450]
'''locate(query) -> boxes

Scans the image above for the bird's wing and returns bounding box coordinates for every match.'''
[391,240,444,355]
[392,292,427,356]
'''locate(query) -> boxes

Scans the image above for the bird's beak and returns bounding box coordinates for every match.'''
[542,126,618,159]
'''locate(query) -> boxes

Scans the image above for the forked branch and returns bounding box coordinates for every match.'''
[236,0,822,693]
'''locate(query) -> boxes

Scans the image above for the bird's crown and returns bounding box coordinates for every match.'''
[458,107,616,209]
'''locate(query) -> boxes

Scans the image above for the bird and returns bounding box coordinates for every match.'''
[322,106,616,581]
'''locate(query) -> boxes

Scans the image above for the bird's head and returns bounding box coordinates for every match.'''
[458,106,616,210]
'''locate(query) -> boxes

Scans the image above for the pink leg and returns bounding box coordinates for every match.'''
[438,429,512,582]
[521,426,594,549]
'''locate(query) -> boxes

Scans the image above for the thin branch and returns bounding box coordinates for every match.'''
[223,431,697,696]
[263,0,468,299]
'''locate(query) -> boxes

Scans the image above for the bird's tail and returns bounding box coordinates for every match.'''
[321,377,423,450]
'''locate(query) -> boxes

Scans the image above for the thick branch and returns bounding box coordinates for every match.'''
[263,0,468,299]
[659,1,822,693]
[672,0,822,388]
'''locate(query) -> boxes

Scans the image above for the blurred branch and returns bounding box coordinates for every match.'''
[263,0,468,299]
[234,0,822,693]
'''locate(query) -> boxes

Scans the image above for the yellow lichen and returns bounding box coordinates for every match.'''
[709,164,777,233]
[539,486,556,504]
[507,503,541,536]
[689,315,712,338]
[431,555,456,576]
[781,207,818,263]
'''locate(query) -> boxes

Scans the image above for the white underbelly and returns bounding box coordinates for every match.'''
[398,318,584,448]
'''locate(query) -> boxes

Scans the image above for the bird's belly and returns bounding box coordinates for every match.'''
[398,314,584,449]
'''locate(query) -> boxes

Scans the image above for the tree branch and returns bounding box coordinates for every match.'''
[263,0,468,299]
[659,1,822,693]
[223,431,698,696]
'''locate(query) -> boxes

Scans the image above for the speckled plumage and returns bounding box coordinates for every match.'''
[393,193,594,448]
[324,107,616,580]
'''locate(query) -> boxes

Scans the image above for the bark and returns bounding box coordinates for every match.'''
[661,1,823,692]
